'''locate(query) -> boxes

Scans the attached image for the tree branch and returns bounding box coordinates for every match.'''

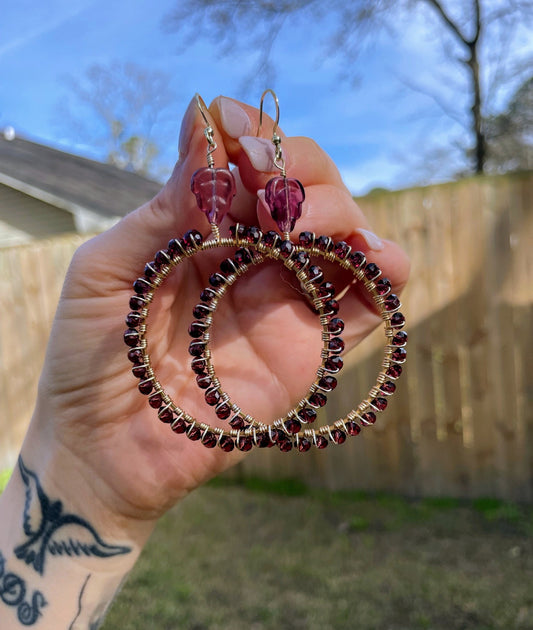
[423,0,469,46]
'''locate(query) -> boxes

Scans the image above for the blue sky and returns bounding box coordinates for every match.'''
[0,0,531,193]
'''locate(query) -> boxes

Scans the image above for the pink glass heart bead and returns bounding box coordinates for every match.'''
[265,176,305,233]
[190,167,236,225]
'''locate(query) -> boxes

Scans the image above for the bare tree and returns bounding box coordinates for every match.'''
[164,0,533,175]
[58,61,175,178]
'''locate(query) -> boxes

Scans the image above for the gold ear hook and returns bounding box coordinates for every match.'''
[258,89,285,176]
[195,93,216,168]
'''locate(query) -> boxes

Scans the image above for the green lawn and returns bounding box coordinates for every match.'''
[104,479,533,630]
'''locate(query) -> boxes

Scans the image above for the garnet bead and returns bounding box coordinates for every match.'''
[279,240,294,258]
[219,436,235,452]
[256,433,273,448]
[298,407,317,423]
[390,312,406,328]
[171,418,188,434]
[375,278,391,295]
[192,304,211,319]
[327,317,344,334]
[188,321,207,338]
[324,299,340,315]
[299,231,314,247]
[183,229,203,248]
[392,347,407,362]
[392,331,408,346]
[154,249,171,268]
[138,380,153,395]
[188,341,205,357]
[308,265,323,283]
[318,282,335,298]
[298,438,312,452]
[384,294,401,311]
[262,230,279,248]
[346,421,361,436]
[349,251,366,268]
[209,273,226,288]
[133,278,151,295]
[372,397,388,411]
[168,238,186,256]
[125,312,143,328]
[196,374,211,389]
[220,258,238,274]
[309,392,327,408]
[229,224,246,240]
[204,388,221,406]
[328,337,345,353]
[158,408,173,423]
[361,412,376,425]
[285,418,302,434]
[124,329,140,347]
[215,403,232,420]
[144,262,157,278]
[325,356,343,373]
[127,348,143,364]
[318,375,337,391]
[387,364,403,379]
[237,436,253,452]
[202,432,218,448]
[278,439,293,452]
[334,241,350,259]
[315,435,328,449]
[132,365,147,379]
[291,251,309,270]
[364,263,381,280]
[200,288,217,303]
[187,426,202,441]
[234,248,252,265]
[380,381,396,394]
[229,416,246,430]
[244,226,262,243]
[191,357,207,374]
[316,235,333,251]
[129,296,146,311]
[148,393,163,408]
[332,429,347,444]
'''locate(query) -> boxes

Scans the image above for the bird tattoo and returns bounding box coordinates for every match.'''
[14,457,131,576]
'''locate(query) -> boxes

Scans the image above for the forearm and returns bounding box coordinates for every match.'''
[0,441,154,629]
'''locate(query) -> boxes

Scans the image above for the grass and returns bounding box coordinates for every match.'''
[103,479,533,630]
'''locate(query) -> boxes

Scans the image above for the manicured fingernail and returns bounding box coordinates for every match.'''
[355,228,384,251]
[217,96,251,139]
[256,189,269,214]
[239,136,276,172]
[178,96,197,159]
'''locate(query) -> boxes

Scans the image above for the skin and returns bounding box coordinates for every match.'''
[0,95,409,628]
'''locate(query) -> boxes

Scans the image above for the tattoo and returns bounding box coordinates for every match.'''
[68,574,91,630]
[14,456,131,576]
[0,551,47,625]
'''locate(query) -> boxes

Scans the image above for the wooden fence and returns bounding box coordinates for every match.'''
[1,172,532,500]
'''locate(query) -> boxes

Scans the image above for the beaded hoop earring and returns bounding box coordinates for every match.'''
[124,92,407,453]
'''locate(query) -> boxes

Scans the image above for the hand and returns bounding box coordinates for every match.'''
[22,95,410,542]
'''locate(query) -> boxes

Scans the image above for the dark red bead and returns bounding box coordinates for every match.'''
[133,278,151,295]
[127,348,143,364]
[237,436,253,452]
[364,263,380,280]
[316,235,333,251]
[154,249,171,268]
[125,312,143,328]
[220,258,238,274]
[188,321,206,338]
[256,432,273,448]
[285,418,301,434]
[392,331,408,346]
[298,407,317,423]
[324,299,339,315]
[129,295,146,311]
[144,262,158,278]
[315,435,328,449]
[328,337,345,353]
[209,273,226,288]
[327,317,344,334]
[132,365,147,379]
[192,304,211,319]
[187,426,202,441]
[229,416,246,430]
[372,397,388,411]
[269,428,284,443]
[387,364,403,379]
[244,226,262,243]
[298,438,312,452]
[279,240,294,258]
[188,341,205,357]
[158,407,173,423]
[229,224,246,240]
[171,418,188,434]
[361,412,377,425]
[168,238,186,256]
[196,374,211,389]
[318,282,335,298]
[191,357,207,374]
[308,265,323,283]
[375,278,391,295]
[234,248,252,265]
[384,294,401,311]
[262,230,279,247]
[318,375,337,391]
[349,251,366,268]
[215,403,232,420]
[325,356,343,373]
[391,312,406,328]
[202,432,218,448]
[138,380,153,395]
[204,388,220,406]
[392,347,407,362]
[219,435,235,452]
[380,381,396,394]
[183,229,203,248]
[291,251,309,270]
[309,392,327,408]
[200,288,217,303]
[332,429,347,444]
[148,393,163,408]
[334,241,350,259]
[346,421,361,436]
[124,329,140,347]
[299,231,314,247]
[278,439,293,452]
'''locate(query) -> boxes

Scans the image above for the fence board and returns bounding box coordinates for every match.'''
[0,173,531,500]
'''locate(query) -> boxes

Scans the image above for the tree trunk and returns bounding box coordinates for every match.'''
[467,43,486,174]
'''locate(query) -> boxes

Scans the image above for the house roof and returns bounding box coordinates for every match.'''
[0,133,162,220]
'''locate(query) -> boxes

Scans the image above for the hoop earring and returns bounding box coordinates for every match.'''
[124,92,407,453]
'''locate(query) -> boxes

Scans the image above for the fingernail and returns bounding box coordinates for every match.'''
[355,228,384,252]
[239,136,276,172]
[178,96,197,159]
[217,96,251,139]
[256,189,269,214]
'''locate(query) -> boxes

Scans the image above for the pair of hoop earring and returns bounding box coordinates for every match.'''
[124,91,407,453]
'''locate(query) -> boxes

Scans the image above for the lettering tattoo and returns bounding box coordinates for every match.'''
[0,551,47,625]
[14,457,131,576]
